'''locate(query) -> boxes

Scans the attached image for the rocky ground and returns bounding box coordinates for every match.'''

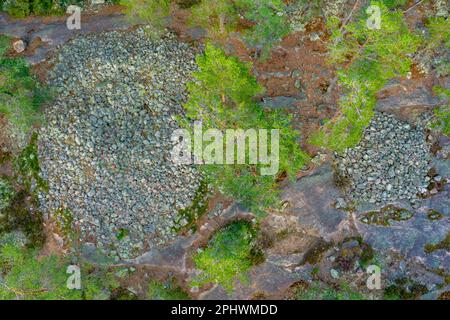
[0,2,448,300]
[38,28,201,259]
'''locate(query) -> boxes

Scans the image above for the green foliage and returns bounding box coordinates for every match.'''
[147,278,190,300]
[189,0,238,38]
[432,86,450,135]
[294,281,366,300]
[0,239,119,299]
[381,0,407,9]
[1,0,84,17]
[189,0,290,57]
[191,221,262,292]
[0,36,48,138]
[311,2,421,152]
[120,0,171,37]
[183,44,309,214]
[0,178,15,212]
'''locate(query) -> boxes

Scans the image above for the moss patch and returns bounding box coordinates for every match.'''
[191,220,263,292]
[424,233,450,254]
[174,180,209,233]
[359,205,413,226]
[384,278,428,300]
[147,278,190,300]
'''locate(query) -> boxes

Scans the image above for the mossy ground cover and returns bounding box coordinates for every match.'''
[191,221,263,292]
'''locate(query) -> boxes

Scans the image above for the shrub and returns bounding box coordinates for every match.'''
[182,43,309,214]
[310,1,421,152]
[0,239,119,300]
[191,221,262,292]
[2,0,31,18]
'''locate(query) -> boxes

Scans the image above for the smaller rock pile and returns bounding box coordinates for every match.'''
[336,112,432,207]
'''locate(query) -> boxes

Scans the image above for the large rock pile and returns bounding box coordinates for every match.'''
[38,29,201,258]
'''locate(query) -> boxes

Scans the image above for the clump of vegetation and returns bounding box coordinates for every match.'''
[147,278,190,300]
[310,2,421,152]
[431,86,450,135]
[54,207,74,240]
[0,237,119,299]
[293,281,366,300]
[302,239,332,265]
[427,209,443,221]
[190,0,290,58]
[191,221,263,292]
[359,205,413,226]
[174,180,209,233]
[14,132,47,192]
[1,0,84,18]
[0,178,15,212]
[120,0,171,37]
[182,43,309,215]
[0,35,49,140]
[384,278,428,300]
[424,233,450,254]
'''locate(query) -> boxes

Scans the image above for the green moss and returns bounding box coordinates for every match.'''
[424,233,450,254]
[14,132,47,192]
[191,220,263,292]
[294,281,366,300]
[427,209,444,221]
[116,228,129,241]
[147,278,190,300]
[302,239,332,265]
[384,278,428,300]
[359,205,413,226]
[0,177,15,212]
[54,207,74,239]
[174,180,209,233]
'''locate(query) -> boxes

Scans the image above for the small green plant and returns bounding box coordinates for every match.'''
[310,2,421,152]
[116,228,129,241]
[147,278,190,300]
[0,178,15,212]
[191,221,262,292]
[182,43,309,214]
[0,239,119,299]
